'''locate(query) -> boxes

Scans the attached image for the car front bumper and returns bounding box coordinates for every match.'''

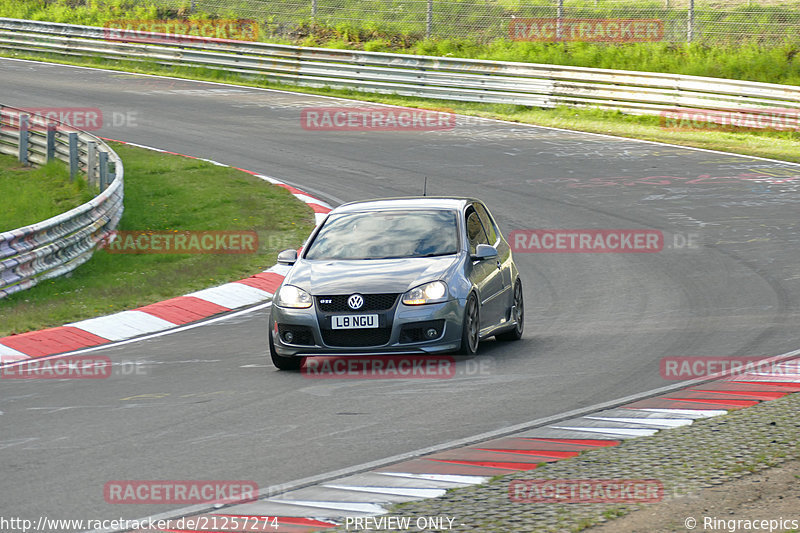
[270,298,465,357]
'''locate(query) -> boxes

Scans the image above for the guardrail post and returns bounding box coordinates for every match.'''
[687,0,694,43]
[18,114,29,165]
[426,0,433,38]
[556,0,564,41]
[99,151,108,190]
[68,132,78,182]
[87,141,97,187]
[46,123,56,162]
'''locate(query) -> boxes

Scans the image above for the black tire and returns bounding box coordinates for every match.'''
[496,279,524,342]
[269,328,303,371]
[458,293,480,355]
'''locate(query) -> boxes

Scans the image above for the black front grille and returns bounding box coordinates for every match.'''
[316,293,399,312]
[399,320,445,344]
[321,328,392,347]
[277,324,315,346]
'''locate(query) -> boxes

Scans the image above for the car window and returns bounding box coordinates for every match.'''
[304,209,459,260]
[474,203,498,245]
[465,207,489,254]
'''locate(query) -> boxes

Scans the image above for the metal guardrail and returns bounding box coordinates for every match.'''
[1,17,800,128]
[0,104,124,299]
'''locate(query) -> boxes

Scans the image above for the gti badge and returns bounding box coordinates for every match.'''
[348,294,364,310]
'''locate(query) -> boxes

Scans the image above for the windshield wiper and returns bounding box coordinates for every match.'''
[416,252,455,257]
[364,252,454,259]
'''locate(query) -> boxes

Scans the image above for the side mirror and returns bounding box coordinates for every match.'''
[472,244,498,261]
[277,249,298,265]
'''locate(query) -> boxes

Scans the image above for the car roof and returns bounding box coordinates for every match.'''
[332,197,479,213]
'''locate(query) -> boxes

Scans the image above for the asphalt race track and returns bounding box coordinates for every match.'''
[1,57,799,524]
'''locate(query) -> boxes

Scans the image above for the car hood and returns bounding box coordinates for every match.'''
[286,255,460,295]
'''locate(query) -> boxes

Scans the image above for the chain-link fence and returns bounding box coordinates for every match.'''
[142,0,800,44]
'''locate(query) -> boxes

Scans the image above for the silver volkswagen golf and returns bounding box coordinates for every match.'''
[268,197,524,370]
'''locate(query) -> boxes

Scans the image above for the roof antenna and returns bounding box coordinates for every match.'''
[423,176,428,197]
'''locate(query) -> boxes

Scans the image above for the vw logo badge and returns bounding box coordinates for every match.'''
[348,294,364,310]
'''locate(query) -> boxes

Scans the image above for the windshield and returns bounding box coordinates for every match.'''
[304,209,459,260]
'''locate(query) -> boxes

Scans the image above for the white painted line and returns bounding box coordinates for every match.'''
[586,416,693,428]
[378,472,488,485]
[322,484,447,498]
[196,157,228,166]
[732,374,800,382]
[66,310,176,341]
[331,473,467,489]
[114,140,169,153]
[746,371,800,377]
[294,193,332,209]
[0,344,30,359]
[0,354,30,364]
[187,283,271,309]
[551,426,659,437]
[254,174,280,184]
[635,408,727,418]
[266,264,292,276]
[747,366,800,374]
[265,500,385,514]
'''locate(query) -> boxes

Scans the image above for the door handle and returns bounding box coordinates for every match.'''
[496,259,502,269]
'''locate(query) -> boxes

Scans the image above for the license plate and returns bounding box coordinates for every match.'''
[331,314,379,329]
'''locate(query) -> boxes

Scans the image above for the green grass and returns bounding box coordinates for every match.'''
[0,156,97,230]
[0,142,315,336]
[405,40,800,85]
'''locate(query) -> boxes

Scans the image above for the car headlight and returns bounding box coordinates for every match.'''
[402,281,448,305]
[276,285,313,308]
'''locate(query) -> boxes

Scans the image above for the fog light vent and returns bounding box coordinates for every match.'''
[277,324,314,346]
[399,320,446,344]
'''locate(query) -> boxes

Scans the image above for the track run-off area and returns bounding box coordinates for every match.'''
[1,57,800,527]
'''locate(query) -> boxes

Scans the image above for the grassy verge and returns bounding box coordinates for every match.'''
[403,40,800,85]
[0,141,315,337]
[0,155,97,230]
